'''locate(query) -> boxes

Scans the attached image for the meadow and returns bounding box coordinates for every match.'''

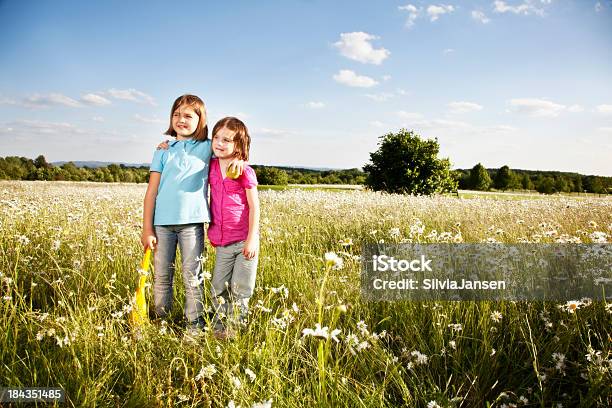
[0,181,610,407]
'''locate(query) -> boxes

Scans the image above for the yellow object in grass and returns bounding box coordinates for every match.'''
[130,247,152,327]
[226,164,240,179]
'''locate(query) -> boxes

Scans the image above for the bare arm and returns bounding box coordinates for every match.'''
[141,172,161,249]
[242,186,260,259]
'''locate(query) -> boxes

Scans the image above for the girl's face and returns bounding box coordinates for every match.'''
[172,105,200,139]
[212,127,236,159]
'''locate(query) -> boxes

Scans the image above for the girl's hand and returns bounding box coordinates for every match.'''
[228,158,245,177]
[141,230,157,250]
[242,237,258,259]
[157,140,170,150]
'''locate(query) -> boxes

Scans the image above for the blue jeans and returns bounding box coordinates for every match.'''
[153,224,205,326]
[210,241,258,330]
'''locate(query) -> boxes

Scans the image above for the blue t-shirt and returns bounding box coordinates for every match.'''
[150,139,212,225]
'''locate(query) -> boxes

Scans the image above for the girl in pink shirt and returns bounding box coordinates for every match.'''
[208,117,260,339]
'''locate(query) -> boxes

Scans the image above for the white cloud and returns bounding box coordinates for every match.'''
[448,101,484,114]
[396,88,408,96]
[333,32,390,65]
[567,104,584,113]
[427,4,455,21]
[23,93,82,108]
[2,90,149,109]
[365,93,394,102]
[597,127,612,133]
[1,120,82,136]
[487,124,518,132]
[92,116,105,122]
[0,97,18,106]
[369,121,387,128]
[493,0,545,16]
[81,93,112,106]
[305,101,326,109]
[507,98,567,117]
[443,48,455,55]
[396,111,424,120]
[471,10,491,23]
[333,70,379,88]
[133,114,165,124]
[595,104,612,114]
[398,4,420,27]
[398,117,517,135]
[408,118,472,129]
[105,88,156,105]
[382,75,392,81]
[595,2,603,12]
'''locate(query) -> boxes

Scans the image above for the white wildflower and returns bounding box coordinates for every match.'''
[491,310,503,323]
[251,400,272,408]
[558,300,583,313]
[245,368,256,382]
[189,271,205,287]
[356,341,370,352]
[448,323,463,332]
[552,352,566,372]
[356,320,369,335]
[302,323,340,341]
[410,350,429,365]
[230,375,242,390]
[324,252,344,270]
[195,364,217,381]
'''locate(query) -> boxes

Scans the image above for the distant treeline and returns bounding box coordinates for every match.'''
[0,155,366,185]
[1,155,610,194]
[455,164,611,194]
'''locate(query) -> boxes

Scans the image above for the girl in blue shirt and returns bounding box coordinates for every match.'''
[141,94,241,334]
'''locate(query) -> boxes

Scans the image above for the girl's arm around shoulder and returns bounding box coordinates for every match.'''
[141,172,161,250]
[243,186,260,259]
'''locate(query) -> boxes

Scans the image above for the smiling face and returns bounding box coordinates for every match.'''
[212,127,237,159]
[172,105,200,139]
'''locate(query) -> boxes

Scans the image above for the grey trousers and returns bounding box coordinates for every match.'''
[153,224,205,326]
[210,240,258,329]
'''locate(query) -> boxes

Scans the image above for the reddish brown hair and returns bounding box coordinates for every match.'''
[212,117,251,161]
[164,94,208,141]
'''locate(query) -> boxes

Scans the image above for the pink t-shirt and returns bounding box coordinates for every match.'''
[207,158,258,247]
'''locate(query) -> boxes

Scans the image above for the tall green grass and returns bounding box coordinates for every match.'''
[0,181,610,407]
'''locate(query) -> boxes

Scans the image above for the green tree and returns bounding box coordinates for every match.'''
[572,176,583,193]
[34,155,50,169]
[554,176,569,193]
[589,177,604,194]
[61,162,81,181]
[521,174,534,190]
[363,129,457,195]
[468,163,492,191]
[493,165,514,190]
[536,175,555,194]
[256,167,289,185]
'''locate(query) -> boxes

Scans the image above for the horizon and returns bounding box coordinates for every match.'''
[26,157,609,177]
[1,1,611,176]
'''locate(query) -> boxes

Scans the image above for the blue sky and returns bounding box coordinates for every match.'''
[1,0,611,175]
